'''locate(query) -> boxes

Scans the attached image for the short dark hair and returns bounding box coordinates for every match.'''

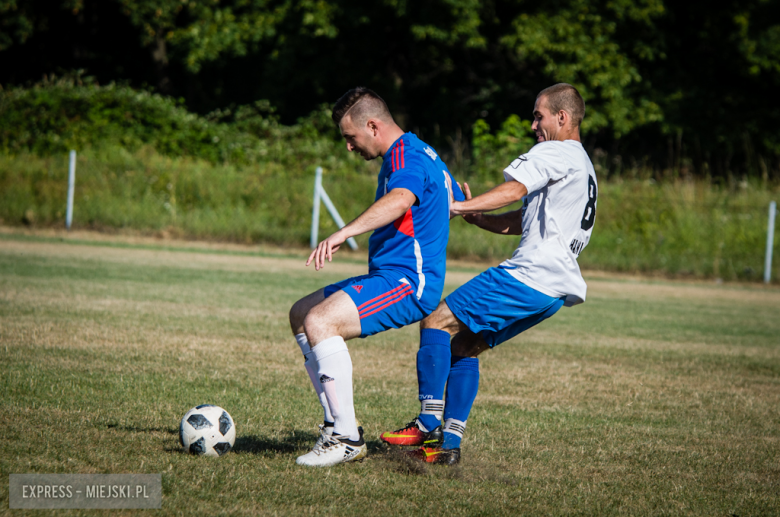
[537,83,585,128]
[332,87,393,126]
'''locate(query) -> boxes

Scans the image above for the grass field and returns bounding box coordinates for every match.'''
[1,228,779,516]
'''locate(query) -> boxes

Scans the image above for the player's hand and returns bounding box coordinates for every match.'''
[461,182,473,201]
[450,182,473,219]
[462,212,483,226]
[458,182,483,225]
[306,230,346,271]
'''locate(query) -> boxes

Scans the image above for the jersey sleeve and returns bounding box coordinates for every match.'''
[445,168,465,202]
[387,152,426,203]
[503,142,570,194]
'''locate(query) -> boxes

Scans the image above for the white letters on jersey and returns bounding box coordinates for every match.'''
[442,170,453,216]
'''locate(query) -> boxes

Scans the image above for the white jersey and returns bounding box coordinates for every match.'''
[500,140,597,306]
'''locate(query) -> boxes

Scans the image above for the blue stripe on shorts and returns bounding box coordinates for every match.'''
[444,267,565,347]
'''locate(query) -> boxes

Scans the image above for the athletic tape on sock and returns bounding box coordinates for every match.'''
[443,418,467,439]
[420,399,444,420]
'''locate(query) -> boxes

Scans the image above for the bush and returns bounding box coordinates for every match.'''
[470,115,536,183]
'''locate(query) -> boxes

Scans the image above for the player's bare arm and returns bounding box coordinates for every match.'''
[456,182,524,235]
[306,187,416,270]
[450,180,527,217]
[465,208,525,235]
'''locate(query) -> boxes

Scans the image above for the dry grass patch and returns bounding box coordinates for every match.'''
[1,234,778,516]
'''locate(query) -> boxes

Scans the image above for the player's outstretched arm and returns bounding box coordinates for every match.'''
[306,188,416,271]
[457,182,525,235]
[450,180,527,217]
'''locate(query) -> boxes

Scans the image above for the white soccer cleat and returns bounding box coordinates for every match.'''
[296,429,367,467]
[312,420,362,449]
[313,423,334,449]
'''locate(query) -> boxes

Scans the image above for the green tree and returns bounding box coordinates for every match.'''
[500,0,665,136]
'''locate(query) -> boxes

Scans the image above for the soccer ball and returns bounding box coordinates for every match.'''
[179,405,236,457]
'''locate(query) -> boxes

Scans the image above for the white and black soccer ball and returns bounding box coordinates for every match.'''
[179,405,236,457]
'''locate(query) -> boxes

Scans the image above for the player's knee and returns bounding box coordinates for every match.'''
[302,308,328,338]
[420,301,450,330]
[289,298,309,332]
[419,314,437,330]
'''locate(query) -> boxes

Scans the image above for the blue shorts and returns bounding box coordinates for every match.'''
[445,267,565,348]
[324,270,427,338]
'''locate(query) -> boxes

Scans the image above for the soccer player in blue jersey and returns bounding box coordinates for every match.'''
[381,83,598,465]
[289,87,464,467]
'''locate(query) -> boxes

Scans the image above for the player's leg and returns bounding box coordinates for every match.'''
[414,304,465,433]
[303,289,362,440]
[289,289,335,428]
[298,272,426,466]
[296,290,366,466]
[289,289,325,335]
[427,328,485,464]
[414,268,567,465]
[303,289,362,344]
[380,301,470,446]
[405,325,484,465]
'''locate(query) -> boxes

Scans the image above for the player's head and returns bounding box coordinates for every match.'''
[332,87,395,160]
[533,83,585,143]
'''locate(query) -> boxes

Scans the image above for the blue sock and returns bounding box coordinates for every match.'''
[442,356,480,449]
[416,329,451,432]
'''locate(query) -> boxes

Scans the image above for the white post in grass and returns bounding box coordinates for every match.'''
[310,167,358,251]
[319,186,358,251]
[66,150,76,230]
[765,200,776,284]
[310,167,323,248]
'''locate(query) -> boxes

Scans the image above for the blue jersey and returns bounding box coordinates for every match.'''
[368,133,464,312]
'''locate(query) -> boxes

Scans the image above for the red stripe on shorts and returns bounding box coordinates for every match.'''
[358,285,414,317]
[356,283,410,312]
[359,287,414,319]
[358,284,413,315]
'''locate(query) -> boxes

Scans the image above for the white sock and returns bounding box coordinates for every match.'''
[296,333,333,423]
[295,333,311,356]
[311,336,359,441]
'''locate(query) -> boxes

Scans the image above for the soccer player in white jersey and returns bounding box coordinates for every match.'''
[380,83,598,465]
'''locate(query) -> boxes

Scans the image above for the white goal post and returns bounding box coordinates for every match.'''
[765,200,776,284]
[310,167,358,251]
[66,150,76,230]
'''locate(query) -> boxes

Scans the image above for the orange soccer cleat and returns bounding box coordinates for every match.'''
[406,446,461,465]
[380,419,443,446]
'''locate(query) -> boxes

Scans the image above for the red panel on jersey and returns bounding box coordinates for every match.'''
[394,208,415,238]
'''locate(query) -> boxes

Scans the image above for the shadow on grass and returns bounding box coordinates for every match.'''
[366,444,432,476]
[234,432,391,456]
[366,445,519,484]
[232,432,314,455]
[106,423,178,435]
